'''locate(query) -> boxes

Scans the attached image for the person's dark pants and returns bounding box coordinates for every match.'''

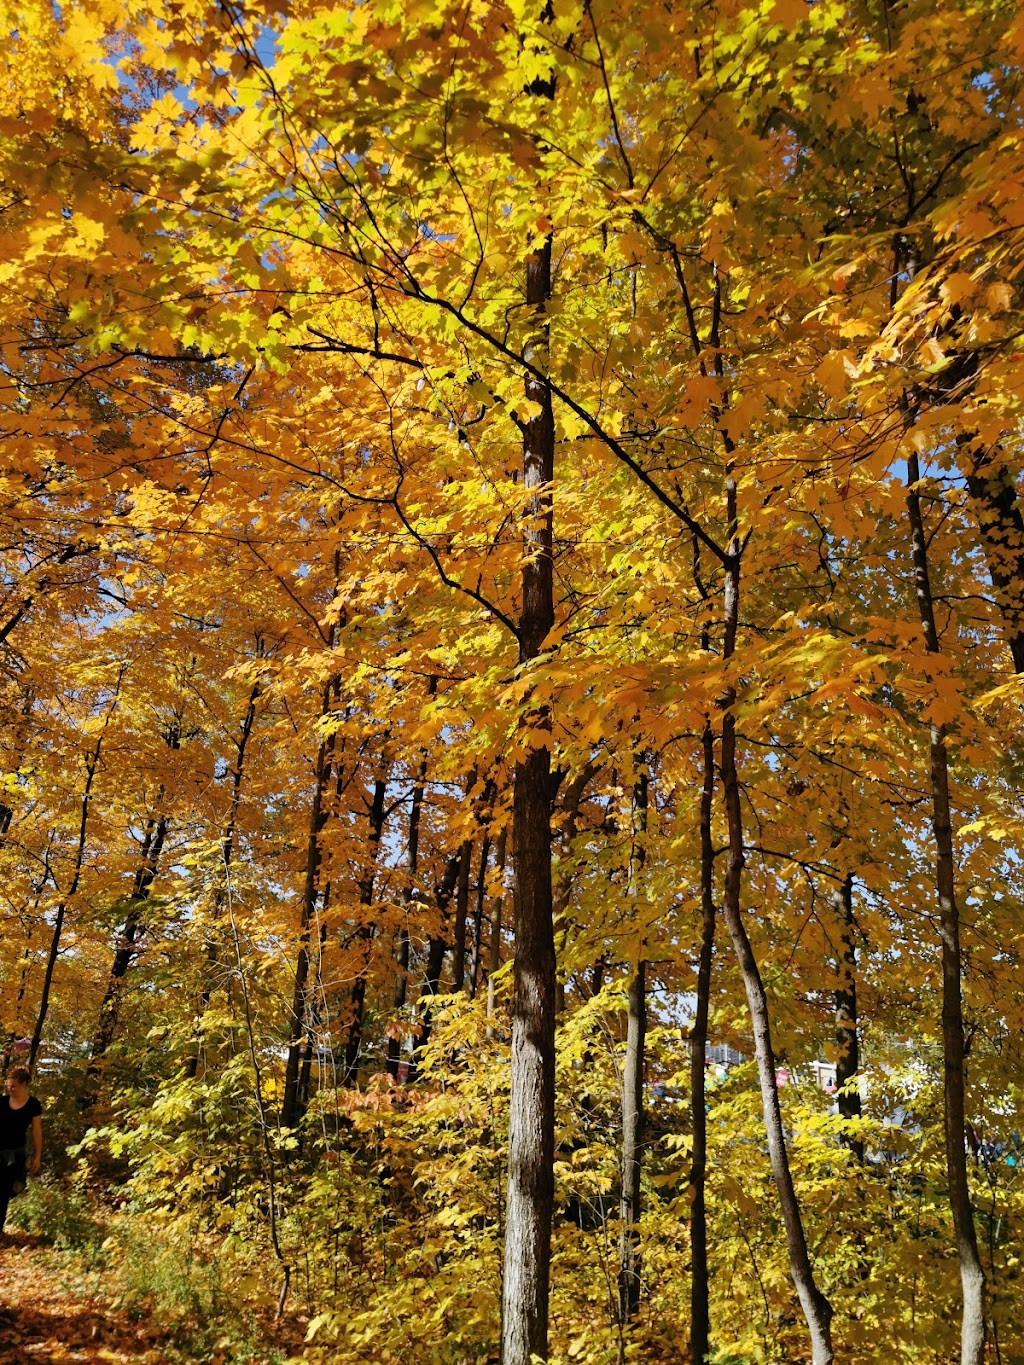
[0,1150,26,1231]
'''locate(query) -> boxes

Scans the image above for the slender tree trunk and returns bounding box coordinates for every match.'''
[689,722,717,1365]
[298,895,330,1112]
[409,851,463,1077]
[81,811,168,1106]
[833,873,863,1161]
[342,775,388,1086]
[282,683,336,1127]
[486,827,508,1036]
[906,451,986,1365]
[553,767,592,1015]
[451,834,473,992]
[7,840,53,1069]
[618,770,648,1331]
[185,681,261,1080]
[718,485,834,1364]
[469,832,491,1000]
[502,228,557,1365]
[30,670,124,1068]
[388,757,428,1078]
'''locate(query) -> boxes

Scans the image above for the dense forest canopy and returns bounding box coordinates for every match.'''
[2,0,1024,1361]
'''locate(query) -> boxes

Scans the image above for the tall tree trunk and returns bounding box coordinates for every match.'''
[30,670,124,1069]
[553,767,593,1015]
[297,892,330,1112]
[718,482,834,1364]
[618,769,648,1331]
[468,832,491,1000]
[486,827,508,1036]
[906,451,986,1365]
[502,227,556,1365]
[342,775,388,1087]
[451,834,473,992]
[833,873,863,1161]
[281,683,336,1127]
[409,850,463,1078]
[689,722,717,1365]
[185,681,261,1080]
[388,756,428,1078]
[81,811,168,1107]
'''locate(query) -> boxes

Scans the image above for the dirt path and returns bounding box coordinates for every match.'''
[0,1232,171,1365]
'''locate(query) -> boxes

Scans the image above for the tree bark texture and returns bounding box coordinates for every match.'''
[689,722,717,1365]
[718,501,834,1365]
[906,451,986,1365]
[502,233,556,1365]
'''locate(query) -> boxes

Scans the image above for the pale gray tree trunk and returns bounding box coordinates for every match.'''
[718,471,834,1365]
[906,451,986,1365]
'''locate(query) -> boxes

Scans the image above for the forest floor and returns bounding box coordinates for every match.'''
[0,1230,173,1364]
[0,1228,303,1365]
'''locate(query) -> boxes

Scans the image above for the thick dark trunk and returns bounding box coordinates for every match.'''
[342,775,388,1087]
[282,686,335,1127]
[962,442,1024,672]
[833,873,863,1161]
[718,499,834,1364]
[906,452,986,1365]
[689,722,716,1365]
[502,232,556,1365]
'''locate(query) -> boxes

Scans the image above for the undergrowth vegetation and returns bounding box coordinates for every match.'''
[16,993,1018,1365]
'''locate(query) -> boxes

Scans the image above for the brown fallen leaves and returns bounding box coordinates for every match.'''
[0,1231,171,1365]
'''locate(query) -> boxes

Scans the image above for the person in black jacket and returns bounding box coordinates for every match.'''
[0,1065,43,1232]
